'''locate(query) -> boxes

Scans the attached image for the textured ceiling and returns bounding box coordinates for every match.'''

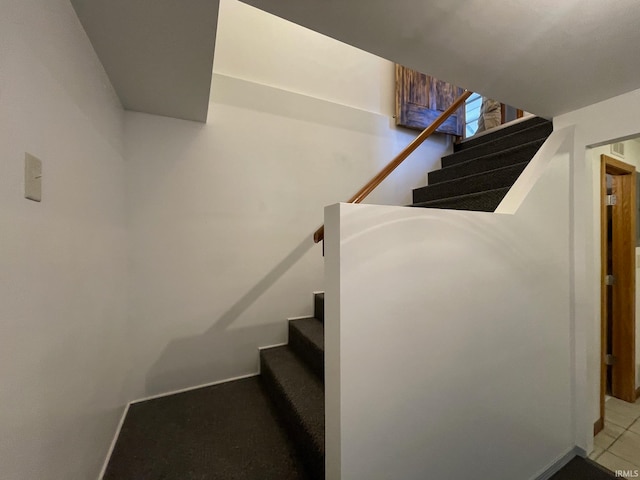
[72,0,640,121]
[71,0,219,122]
[239,0,640,118]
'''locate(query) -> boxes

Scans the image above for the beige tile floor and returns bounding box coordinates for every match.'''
[589,396,640,479]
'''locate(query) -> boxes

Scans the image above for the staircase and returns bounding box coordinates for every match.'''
[411,115,553,211]
[103,294,326,480]
[259,293,325,480]
[102,116,616,479]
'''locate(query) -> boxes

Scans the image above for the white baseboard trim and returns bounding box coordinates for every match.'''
[98,403,130,480]
[258,342,288,351]
[287,315,315,321]
[131,372,259,405]
[533,447,581,480]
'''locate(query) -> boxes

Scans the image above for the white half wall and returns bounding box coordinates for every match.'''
[555,88,640,450]
[325,128,575,479]
[125,0,451,398]
[0,1,129,479]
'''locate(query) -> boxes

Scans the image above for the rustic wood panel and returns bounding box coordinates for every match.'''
[403,104,460,135]
[428,78,461,111]
[395,64,464,136]
[405,68,428,106]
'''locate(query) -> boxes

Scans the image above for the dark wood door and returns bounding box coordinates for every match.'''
[608,171,636,402]
[395,64,464,136]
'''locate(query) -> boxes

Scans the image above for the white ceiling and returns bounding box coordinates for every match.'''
[72,0,640,121]
[239,0,640,118]
[71,0,219,122]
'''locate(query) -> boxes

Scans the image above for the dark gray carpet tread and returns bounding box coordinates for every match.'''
[260,347,325,453]
[314,293,324,323]
[412,187,509,212]
[290,318,324,352]
[289,318,324,379]
[444,121,552,167]
[430,139,544,185]
[454,116,550,152]
[413,161,529,203]
[550,457,616,479]
[103,377,310,480]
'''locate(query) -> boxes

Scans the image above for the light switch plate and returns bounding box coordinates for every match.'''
[25,153,42,202]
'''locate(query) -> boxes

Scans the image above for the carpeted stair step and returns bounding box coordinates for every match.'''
[443,122,552,168]
[453,116,549,153]
[549,456,616,479]
[430,139,544,185]
[103,378,310,480]
[260,346,325,480]
[413,161,529,204]
[289,318,324,380]
[314,293,324,323]
[411,187,509,212]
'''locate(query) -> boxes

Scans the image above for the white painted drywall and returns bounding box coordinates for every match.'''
[240,0,640,119]
[70,0,219,122]
[555,88,640,452]
[213,0,394,116]
[324,129,575,479]
[124,0,451,398]
[0,1,129,479]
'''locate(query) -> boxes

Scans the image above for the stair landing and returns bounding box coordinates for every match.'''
[103,377,310,480]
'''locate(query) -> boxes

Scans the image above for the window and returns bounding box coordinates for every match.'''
[464,92,482,138]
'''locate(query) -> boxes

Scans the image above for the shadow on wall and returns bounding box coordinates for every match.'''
[144,235,316,396]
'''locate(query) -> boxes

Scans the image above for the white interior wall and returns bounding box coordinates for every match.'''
[555,88,640,452]
[124,0,451,398]
[0,1,130,479]
[213,0,394,117]
[324,129,575,480]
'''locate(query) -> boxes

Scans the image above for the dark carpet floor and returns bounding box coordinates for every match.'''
[103,377,310,480]
[550,456,617,480]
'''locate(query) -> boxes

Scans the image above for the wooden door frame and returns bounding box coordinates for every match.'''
[596,154,637,434]
[500,105,524,125]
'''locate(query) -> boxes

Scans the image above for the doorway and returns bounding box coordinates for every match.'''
[597,154,637,434]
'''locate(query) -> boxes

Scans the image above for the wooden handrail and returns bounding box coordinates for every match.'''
[313,89,472,243]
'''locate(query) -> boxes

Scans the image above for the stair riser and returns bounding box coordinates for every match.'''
[314,294,324,323]
[413,163,528,203]
[260,357,324,480]
[444,123,552,167]
[289,323,324,380]
[431,140,543,185]
[412,188,509,212]
[454,116,549,153]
